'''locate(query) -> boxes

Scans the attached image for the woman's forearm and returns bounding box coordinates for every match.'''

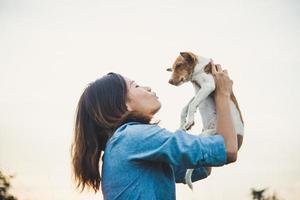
[215,94,238,163]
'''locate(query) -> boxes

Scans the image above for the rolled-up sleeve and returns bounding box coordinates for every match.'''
[126,124,227,168]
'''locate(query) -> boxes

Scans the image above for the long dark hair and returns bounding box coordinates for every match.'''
[71,72,152,193]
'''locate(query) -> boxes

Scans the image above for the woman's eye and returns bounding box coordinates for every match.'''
[135,85,139,88]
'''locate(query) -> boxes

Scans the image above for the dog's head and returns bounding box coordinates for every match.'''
[166,52,198,86]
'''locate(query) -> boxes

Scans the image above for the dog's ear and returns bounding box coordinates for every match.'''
[180,52,194,64]
[166,68,172,72]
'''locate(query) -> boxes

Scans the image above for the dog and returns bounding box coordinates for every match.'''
[167,52,244,189]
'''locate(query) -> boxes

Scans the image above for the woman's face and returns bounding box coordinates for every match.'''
[125,77,161,117]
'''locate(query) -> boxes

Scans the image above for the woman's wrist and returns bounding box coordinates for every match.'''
[215,93,231,102]
[215,94,231,113]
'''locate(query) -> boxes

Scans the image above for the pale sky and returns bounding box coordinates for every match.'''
[0,0,300,199]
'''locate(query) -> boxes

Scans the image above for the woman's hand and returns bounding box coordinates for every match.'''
[211,61,233,98]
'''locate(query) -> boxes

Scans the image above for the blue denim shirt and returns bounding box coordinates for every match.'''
[101,122,227,200]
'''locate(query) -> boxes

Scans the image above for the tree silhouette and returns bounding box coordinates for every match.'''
[251,188,282,200]
[0,170,18,200]
[251,188,267,200]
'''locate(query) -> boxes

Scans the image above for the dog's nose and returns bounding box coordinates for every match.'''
[168,79,174,85]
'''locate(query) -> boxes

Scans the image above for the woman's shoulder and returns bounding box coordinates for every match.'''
[108,122,161,144]
[117,121,156,131]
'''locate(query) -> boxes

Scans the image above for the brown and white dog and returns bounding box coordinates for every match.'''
[167,52,244,189]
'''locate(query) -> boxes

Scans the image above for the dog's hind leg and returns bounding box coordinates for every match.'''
[201,128,216,136]
[185,169,194,190]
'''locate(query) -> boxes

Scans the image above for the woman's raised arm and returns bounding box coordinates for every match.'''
[212,62,238,163]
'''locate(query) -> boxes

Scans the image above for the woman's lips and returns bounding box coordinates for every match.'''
[152,92,158,98]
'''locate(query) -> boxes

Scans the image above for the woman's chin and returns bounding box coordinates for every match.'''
[153,103,162,114]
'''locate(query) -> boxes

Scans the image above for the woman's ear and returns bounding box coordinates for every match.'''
[126,101,133,112]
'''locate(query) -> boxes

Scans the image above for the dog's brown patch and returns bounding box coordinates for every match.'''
[204,62,213,74]
[230,92,244,124]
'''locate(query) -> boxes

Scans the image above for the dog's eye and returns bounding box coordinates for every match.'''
[175,63,182,68]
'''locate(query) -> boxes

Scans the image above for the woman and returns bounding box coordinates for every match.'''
[71,63,238,199]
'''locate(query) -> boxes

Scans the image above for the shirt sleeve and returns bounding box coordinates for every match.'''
[172,165,209,184]
[125,124,227,168]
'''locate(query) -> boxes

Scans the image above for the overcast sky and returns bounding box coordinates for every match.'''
[1,0,300,199]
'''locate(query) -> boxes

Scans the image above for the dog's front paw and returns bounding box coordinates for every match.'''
[184,119,195,131]
[179,119,186,130]
[179,124,186,130]
[201,129,216,136]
